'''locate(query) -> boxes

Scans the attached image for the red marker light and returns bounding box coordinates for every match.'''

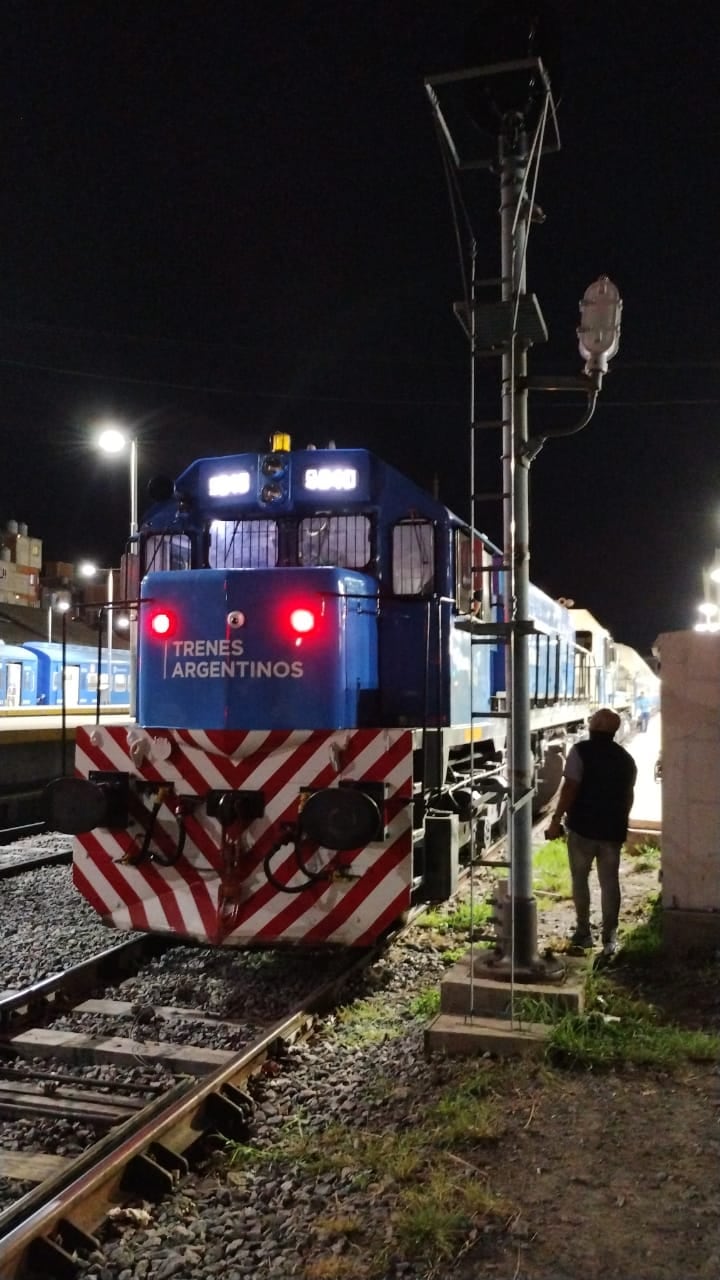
[290,608,315,634]
[149,609,176,637]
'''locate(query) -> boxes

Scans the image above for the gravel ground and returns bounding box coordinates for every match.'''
[0,833,141,989]
[5,825,719,1279]
[73,935,456,1280]
[0,834,359,1218]
[67,903,720,1280]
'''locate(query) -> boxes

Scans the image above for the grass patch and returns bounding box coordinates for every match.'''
[219,1137,273,1167]
[333,997,405,1045]
[304,1260,367,1280]
[393,1169,506,1262]
[427,1091,503,1147]
[409,987,441,1020]
[546,1007,720,1070]
[544,894,720,1069]
[532,838,571,898]
[544,949,720,1071]
[415,900,491,934]
[280,1122,427,1184]
[244,1065,510,1274]
[442,944,471,963]
[618,893,663,962]
[313,1214,364,1237]
[624,839,661,873]
[512,994,565,1027]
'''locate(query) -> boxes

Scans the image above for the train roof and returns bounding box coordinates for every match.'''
[146,446,496,539]
[0,641,38,662]
[23,642,129,663]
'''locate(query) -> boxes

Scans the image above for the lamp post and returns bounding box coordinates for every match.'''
[75,561,114,701]
[97,424,139,715]
[426,46,621,977]
[695,601,720,633]
[47,598,70,643]
[97,426,138,538]
[695,552,720,631]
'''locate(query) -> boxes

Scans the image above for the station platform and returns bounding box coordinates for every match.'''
[0,707,131,743]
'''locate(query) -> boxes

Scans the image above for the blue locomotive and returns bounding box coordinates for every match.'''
[55,438,639,947]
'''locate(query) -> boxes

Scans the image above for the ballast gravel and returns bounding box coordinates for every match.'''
[73,936,460,1280]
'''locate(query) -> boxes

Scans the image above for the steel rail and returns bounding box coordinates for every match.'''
[0,830,513,1277]
[0,936,385,1280]
[0,847,71,875]
[0,936,174,1035]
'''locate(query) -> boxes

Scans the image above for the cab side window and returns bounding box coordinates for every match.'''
[144,534,192,573]
[455,529,472,613]
[392,521,435,595]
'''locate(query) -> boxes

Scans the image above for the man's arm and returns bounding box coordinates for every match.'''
[545,776,579,840]
[626,762,637,816]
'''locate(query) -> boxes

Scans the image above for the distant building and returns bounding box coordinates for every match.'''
[0,520,42,607]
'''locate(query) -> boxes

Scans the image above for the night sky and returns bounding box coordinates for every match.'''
[1,1,718,655]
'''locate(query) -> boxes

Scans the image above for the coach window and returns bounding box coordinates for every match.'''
[392,520,435,595]
[209,519,278,568]
[298,515,371,569]
[144,534,192,574]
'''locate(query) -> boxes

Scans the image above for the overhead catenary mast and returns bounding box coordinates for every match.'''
[426,4,622,977]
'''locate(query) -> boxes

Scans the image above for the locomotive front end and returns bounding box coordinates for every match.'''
[54,511,415,946]
[61,721,413,946]
[138,566,379,730]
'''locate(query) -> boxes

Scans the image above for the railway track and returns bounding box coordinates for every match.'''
[0,930,402,1280]
[0,846,71,876]
[0,824,515,1279]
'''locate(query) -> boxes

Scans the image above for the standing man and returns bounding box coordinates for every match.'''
[636,692,650,732]
[545,707,637,957]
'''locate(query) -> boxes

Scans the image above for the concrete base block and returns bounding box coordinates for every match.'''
[439,958,585,1019]
[662,907,720,955]
[425,1012,549,1059]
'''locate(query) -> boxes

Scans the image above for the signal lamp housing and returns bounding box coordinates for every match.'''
[290,607,315,635]
[148,608,177,638]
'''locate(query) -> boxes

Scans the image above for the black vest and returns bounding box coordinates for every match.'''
[567,734,637,843]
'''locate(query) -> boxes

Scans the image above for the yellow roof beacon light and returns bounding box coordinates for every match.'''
[270,432,291,453]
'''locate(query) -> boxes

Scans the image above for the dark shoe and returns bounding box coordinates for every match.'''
[569,929,593,950]
[601,929,618,958]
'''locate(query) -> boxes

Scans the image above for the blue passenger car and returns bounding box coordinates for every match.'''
[24,643,130,706]
[0,642,38,706]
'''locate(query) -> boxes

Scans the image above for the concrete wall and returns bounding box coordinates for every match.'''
[657,630,720,952]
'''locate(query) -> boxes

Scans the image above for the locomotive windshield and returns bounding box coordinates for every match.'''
[209,519,278,568]
[298,515,371,569]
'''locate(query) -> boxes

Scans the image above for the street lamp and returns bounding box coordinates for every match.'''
[48,598,70,643]
[74,560,122,703]
[425,52,620,980]
[695,601,720,633]
[97,425,138,538]
[96,424,139,716]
